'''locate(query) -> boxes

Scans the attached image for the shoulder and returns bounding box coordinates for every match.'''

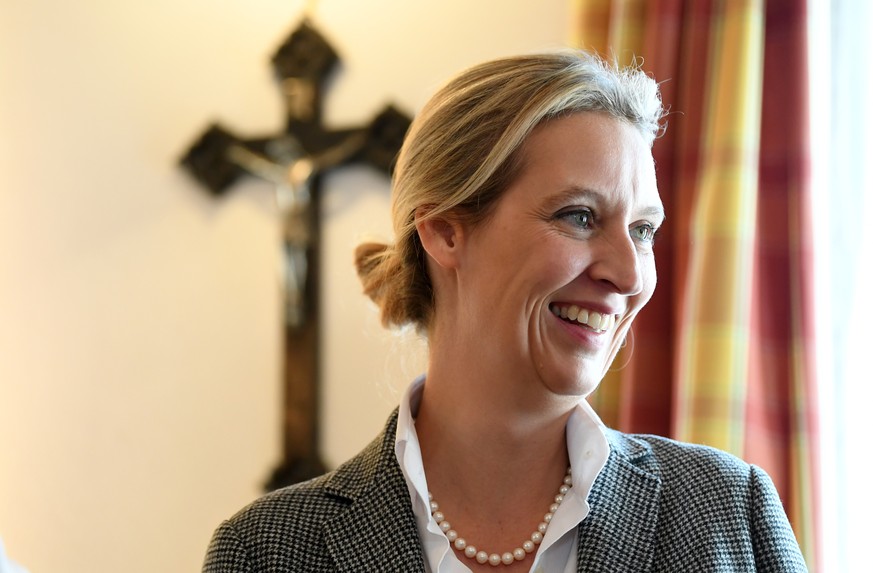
[601,430,761,527]
[607,430,783,514]
[203,473,345,573]
[232,430,384,530]
[606,429,759,489]
[602,430,807,571]
[203,433,386,572]
[226,472,343,535]
[582,428,774,530]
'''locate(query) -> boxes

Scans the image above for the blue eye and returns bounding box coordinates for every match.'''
[632,224,657,243]
[560,209,593,229]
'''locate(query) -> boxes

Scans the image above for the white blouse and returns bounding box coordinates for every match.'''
[394,376,610,573]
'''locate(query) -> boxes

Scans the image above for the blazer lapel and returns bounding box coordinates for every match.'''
[318,412,662,573]
[322,411,426,572]
[576,431,662,573]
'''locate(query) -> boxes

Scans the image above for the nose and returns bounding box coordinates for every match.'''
[587,231,644,296]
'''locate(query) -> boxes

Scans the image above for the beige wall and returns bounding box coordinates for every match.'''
[0,1,569,571]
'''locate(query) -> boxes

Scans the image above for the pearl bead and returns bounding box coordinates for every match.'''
[427,469,573,567]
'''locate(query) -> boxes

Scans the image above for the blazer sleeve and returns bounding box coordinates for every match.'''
[203,520,252,573]
[748,465,808,572]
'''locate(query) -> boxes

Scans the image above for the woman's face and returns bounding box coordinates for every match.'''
[453,111,663,398]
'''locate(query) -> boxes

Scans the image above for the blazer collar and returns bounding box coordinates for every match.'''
[575,429,662,572]
[321,409,426,572]
[317,411,662,573]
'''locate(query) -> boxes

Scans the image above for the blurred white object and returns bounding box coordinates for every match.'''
[0,537,28,573]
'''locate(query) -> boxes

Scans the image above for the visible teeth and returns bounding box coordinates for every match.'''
[588,312,602,330]
[550,304,616,332]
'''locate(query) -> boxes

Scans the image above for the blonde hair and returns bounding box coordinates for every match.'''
[355,51,665,331]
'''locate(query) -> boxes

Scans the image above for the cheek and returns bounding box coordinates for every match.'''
[505,240,580,292]
[609,259,656,347]
[635,255,658,309]
[542,242,594,283]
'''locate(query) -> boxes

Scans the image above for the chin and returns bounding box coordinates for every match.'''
[543,369,602,399]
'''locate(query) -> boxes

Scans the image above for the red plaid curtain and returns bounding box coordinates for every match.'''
[573,0,820,568]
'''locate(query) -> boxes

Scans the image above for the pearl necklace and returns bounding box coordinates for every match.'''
[428,468,572,567]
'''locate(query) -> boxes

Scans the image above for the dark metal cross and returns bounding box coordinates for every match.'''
[180,20,411,489]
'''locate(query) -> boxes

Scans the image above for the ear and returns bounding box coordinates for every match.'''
[414,209,464,270]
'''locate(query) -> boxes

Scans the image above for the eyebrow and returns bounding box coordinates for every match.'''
[548,186,666,222]
[639,206,667,223]
[543,186,598,209]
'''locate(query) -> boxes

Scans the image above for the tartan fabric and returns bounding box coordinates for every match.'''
[749,0,819,563]
[203,410,806,572]
[573,1,819,567]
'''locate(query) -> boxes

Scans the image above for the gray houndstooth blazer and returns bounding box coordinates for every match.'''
[203,410,807,572]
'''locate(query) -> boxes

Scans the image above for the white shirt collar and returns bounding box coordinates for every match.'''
[394,376,610,573]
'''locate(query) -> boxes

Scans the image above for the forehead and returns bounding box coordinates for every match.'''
[511,111,661,212]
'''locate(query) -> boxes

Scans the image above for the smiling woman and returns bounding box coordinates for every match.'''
[203,51,807,573]
[416,113,663,399]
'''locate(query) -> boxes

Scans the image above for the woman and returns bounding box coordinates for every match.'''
[203,51,807,572]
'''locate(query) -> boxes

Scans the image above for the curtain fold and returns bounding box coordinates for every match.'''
[573,0,819,568]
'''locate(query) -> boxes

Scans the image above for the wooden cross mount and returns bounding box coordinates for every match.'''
[180,20,411,490]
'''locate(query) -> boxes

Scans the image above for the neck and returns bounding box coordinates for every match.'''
[414,346,577,509]
[411,325,584,569]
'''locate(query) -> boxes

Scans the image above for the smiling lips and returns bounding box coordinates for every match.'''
[549,304,617,333]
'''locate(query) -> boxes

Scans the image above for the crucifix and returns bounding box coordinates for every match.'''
[180,19,411,490]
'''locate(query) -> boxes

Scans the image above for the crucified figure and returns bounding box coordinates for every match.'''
[226,131,367,328]
[179,19,411,488]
